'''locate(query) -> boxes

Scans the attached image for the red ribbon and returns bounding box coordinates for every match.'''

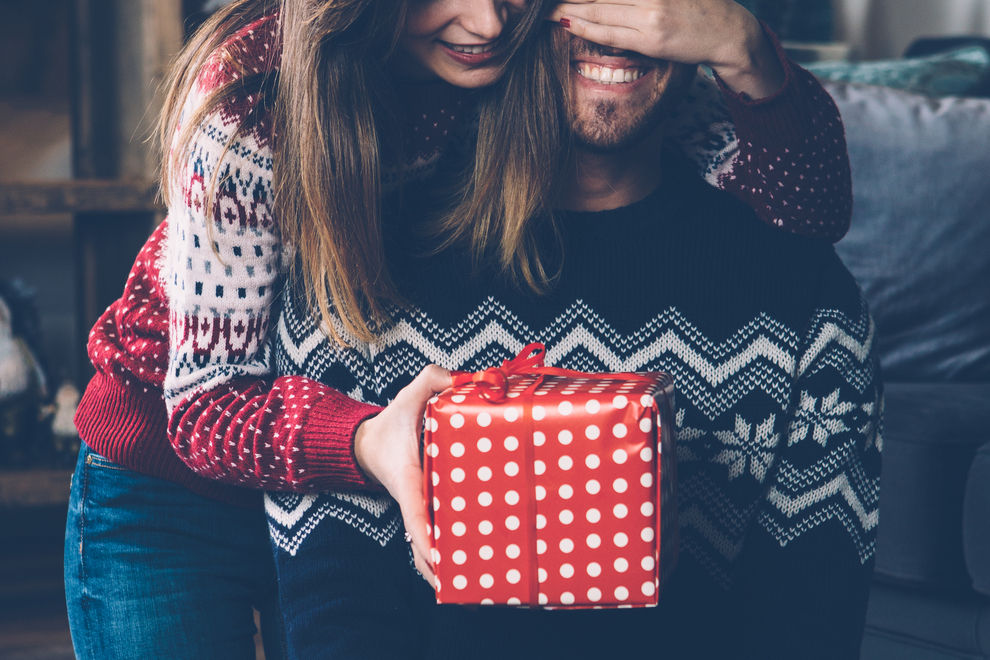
[449,342,663,606]
[451,342,657,403]
[450,343,548,402]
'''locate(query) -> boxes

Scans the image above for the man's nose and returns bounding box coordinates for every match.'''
[460,0,513,41]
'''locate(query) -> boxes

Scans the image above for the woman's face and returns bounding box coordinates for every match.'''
[400,0,530,88]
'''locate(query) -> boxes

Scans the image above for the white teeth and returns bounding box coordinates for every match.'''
[448,43,495,54]
[576,63,644,84]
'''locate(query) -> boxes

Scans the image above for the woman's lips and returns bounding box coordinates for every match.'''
[439,40,500,66]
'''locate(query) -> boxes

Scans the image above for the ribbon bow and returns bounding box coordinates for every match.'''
[451,343,547,402]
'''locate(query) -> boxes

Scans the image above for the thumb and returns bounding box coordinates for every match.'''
[403,364,452,405]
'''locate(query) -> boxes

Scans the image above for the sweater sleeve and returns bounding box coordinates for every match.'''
[668,26,852,242]
[86,221,170,393]
[162,24,382,493]
[732,290,882,658]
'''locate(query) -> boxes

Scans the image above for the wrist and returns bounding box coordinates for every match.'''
[710,12,786,99]
[353,416,383,487]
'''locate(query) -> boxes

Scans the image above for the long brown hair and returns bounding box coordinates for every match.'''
[160,0,565,343]
[433,13,573,293]
[160,0,408,344]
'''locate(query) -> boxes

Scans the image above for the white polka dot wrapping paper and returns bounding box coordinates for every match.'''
[423,343,678,609]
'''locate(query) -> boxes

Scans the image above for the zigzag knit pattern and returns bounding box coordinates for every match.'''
[158,11,856,499]
[266,294,880,588]
[263,158,882,658]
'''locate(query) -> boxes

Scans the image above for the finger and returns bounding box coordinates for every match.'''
[393,464,435,572]
[396,364,452,417]
[550,3,641,28]
[414,364,453,399]
[553,1,639,8]
[405,507,436,587]
[555,15,645,52]
[412,546,436,588]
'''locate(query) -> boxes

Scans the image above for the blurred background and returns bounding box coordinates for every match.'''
[1,0,989,658]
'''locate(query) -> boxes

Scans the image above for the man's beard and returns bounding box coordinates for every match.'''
[568,39,695,152]
[571,93,679,153]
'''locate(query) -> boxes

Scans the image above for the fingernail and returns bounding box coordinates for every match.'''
[559,17,571,28]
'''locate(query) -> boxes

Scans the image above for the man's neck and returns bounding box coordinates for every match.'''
[560,130,663,213]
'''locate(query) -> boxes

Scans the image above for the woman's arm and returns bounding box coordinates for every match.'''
[163,121,385,493]
[159,20,391,493]
[552,0,853,241]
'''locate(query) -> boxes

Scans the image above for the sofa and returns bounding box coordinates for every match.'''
[811,56,990,659]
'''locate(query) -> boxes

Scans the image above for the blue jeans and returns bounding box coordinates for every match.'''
[64,444,284,659]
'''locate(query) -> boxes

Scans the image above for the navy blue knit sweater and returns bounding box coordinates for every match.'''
[265,149,881,660]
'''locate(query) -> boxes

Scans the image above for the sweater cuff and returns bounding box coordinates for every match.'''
[299,394,385,492]
[712,21,811,149]
[74,371,258,507]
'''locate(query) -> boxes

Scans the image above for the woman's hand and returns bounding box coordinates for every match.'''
[550,0,786,99]
[353,364,452,587]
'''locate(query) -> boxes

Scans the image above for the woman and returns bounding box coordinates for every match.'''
[66,0,851,658]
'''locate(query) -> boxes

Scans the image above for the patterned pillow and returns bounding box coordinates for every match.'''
[807,46,990,97]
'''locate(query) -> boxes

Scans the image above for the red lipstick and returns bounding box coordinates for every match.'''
[439,41,500,67]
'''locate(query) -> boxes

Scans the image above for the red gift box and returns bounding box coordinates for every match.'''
[423,343,677,609]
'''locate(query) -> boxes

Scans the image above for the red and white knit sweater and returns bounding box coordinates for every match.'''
[75,14,853,505]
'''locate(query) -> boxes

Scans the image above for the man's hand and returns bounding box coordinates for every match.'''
[550,0,786,99]
[353,364,452,587]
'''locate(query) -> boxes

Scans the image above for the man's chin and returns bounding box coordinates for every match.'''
[571,103,666,153]
[573,127,654,153]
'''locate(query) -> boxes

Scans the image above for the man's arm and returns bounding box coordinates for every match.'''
[734,293,883,659]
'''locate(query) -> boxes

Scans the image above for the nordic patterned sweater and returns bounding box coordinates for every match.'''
[265,149,882,660]
[75,13,853,504]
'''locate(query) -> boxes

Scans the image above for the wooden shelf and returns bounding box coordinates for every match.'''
[0,180,161,216]
[0,470,72,508]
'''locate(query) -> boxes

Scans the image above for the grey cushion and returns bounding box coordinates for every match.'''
[809,46,990,97]
[828,81,990,381]
[874,383,990,592]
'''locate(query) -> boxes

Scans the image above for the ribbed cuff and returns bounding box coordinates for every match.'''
[298,391,386,492]
[74,372,258,507]
[713,21,811,150]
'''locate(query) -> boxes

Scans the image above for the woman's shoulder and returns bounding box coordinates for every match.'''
[196,12,281,94]
[176,11,279,153]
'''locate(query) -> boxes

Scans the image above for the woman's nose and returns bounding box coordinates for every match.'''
[460,0,516,41]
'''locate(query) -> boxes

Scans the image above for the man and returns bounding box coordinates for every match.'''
[268,25,880,660]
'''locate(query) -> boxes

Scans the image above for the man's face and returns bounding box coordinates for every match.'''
[567,36,693,151]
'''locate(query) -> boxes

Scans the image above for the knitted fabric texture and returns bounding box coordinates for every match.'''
[76,13,853,501]
[266,151,881,660]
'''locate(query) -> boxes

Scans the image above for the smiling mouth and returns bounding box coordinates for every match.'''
[575,63,646,84]
[441,41,498,55]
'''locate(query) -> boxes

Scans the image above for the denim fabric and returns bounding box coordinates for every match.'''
[64,444,284,660]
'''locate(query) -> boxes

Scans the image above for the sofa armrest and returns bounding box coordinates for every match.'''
[876,382,990,593]
[966,440,990,597]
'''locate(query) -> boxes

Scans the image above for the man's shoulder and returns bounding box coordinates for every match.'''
[649,150,864,328]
